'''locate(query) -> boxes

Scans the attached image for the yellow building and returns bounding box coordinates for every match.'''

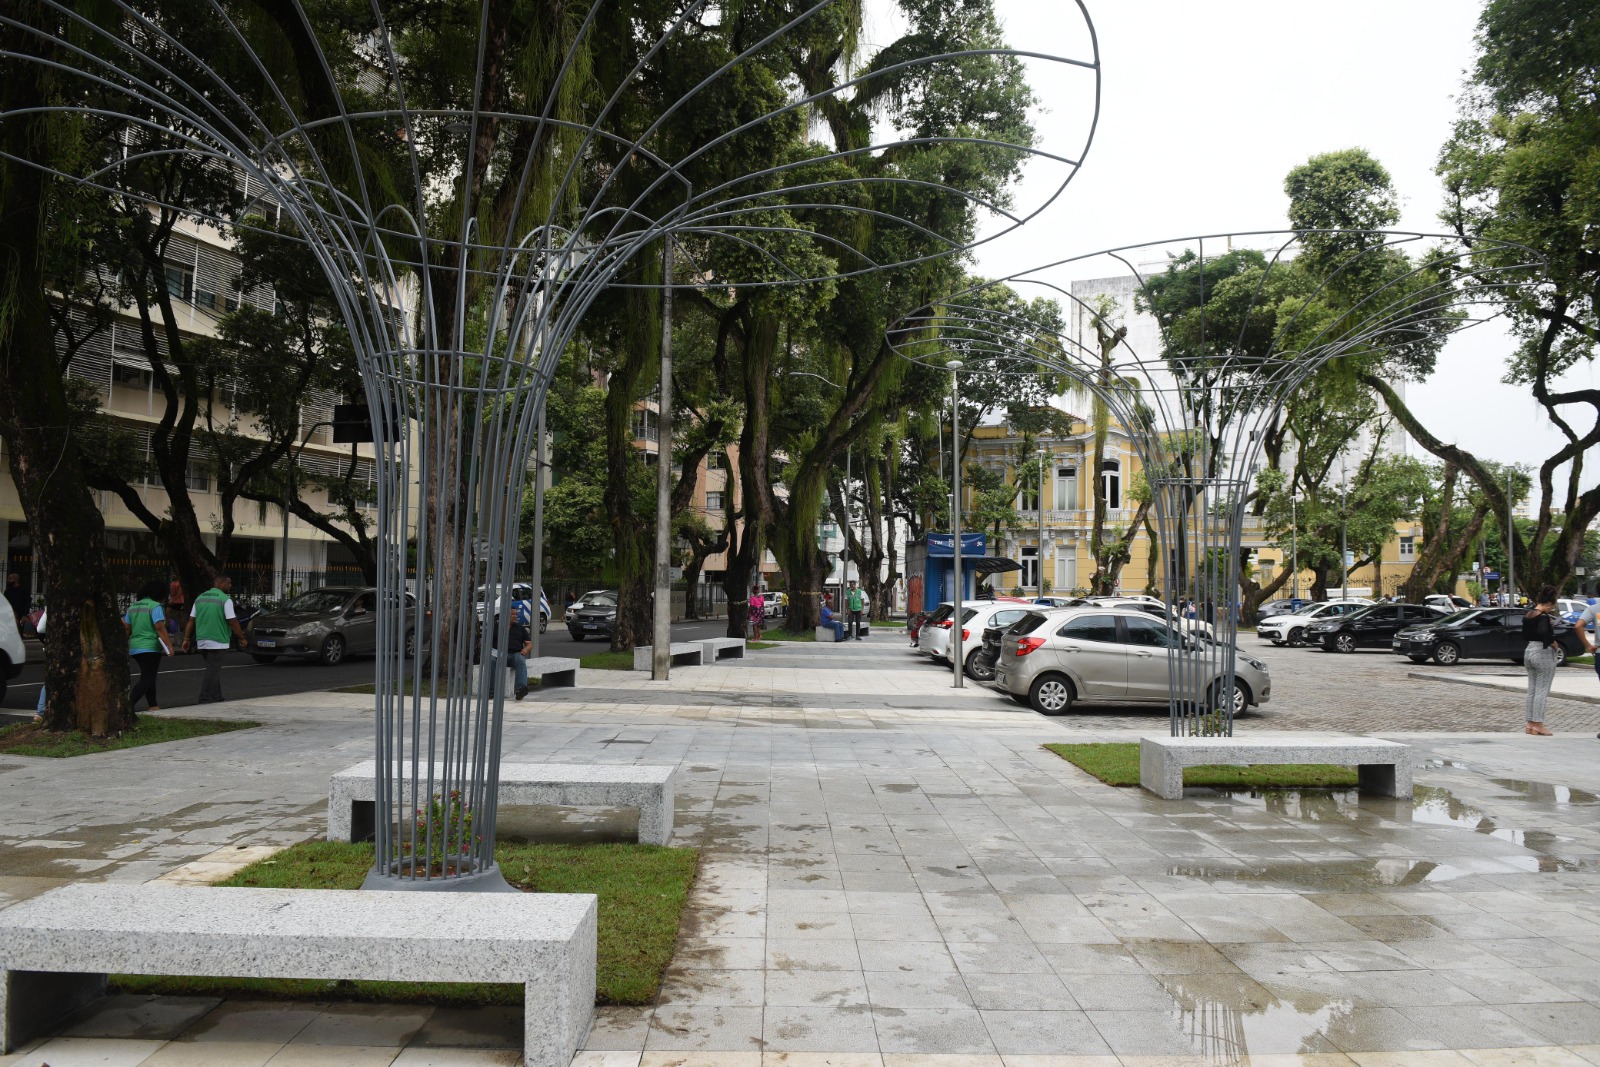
[966,420,1424,600]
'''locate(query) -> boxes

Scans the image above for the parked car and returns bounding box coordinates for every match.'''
[994,607,1270,717]
[915,600,988,664]
[956,603,1037,681]
[248,587,418,665]
[1256,599,1373,646]
[1424,594,1474,612]
[1393,606,1585,666]
[973,606,1045,682]
[1091,596,1216,641]
[1257,598,1313,620]
[0,607,23,703]
[475,582,549,633]
[1558,598,1590,624]
[566,589,619,640]
[763,591,788,618]
[1307,602,1449,653]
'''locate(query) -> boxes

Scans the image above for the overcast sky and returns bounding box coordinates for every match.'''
[863,0,1596,498]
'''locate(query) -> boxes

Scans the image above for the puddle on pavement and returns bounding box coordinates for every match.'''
[1425,758,1471,769]
[1490,777,1599,805]
[1164,975,1350,1063]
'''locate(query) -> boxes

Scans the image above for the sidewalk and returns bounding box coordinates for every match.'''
[1414,666,1600,706]
[6,640,1600,1065]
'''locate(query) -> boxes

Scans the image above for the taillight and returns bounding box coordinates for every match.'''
[1016,636,1045,656]
[961,628,970,641]
[937,619,952,629]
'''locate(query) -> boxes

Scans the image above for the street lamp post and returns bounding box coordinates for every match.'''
[1037,448,1048,596]
[1340,454,1349,600]
[1290,495,1298,601]
[1506,471,1516,606]
[948,359,964,689]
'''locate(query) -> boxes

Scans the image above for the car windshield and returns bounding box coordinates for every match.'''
[582,592,618,608]
[284,591,351,614]
[925,605,953,624]
[1341,605,1378,621]
[1012,611,1052,635]
[1436,610,1479,625]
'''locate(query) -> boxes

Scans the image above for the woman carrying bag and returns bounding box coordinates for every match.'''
[1522,583,1562,735]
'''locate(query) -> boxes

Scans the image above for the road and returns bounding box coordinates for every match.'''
[1,616,737,720]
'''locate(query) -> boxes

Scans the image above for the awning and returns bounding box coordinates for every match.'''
[972,557,1021,575]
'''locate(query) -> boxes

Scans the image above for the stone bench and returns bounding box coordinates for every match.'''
[0,882,595,1067]
[1139,734,1412,801]
[700,636,746,661]
[815,625,844,643]
[631,642,706,670]
[527,655,580,687]
[329,761,677,845]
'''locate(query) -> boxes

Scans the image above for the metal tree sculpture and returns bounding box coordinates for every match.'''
[891,231,1539,735]
[2,0,1100,886]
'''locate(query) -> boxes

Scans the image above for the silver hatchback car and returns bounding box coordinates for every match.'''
[994,607,1271,717]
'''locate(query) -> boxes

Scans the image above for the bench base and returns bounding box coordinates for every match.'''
[1138,734,1412,801]
[631,643,706,671]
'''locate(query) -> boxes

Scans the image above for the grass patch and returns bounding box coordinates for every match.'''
[748,641,779,650]
[752,628,815,642]
[112,839,697,1006]
[579,650,634,670]
[0,717,256,758]
[1568,654,1593,667]
[1045,742,1360,789]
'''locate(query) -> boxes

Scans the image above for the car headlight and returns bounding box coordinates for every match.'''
[1241,656,1267,672]
[288,622,319,637]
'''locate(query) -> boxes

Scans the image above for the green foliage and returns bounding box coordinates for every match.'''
[1044,743,1359,789]
[0,717,257,757]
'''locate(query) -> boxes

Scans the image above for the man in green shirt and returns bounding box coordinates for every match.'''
[183,575,246,703]
[846,579,865,640]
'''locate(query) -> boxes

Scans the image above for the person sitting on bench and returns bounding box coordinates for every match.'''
[820,602,846,642]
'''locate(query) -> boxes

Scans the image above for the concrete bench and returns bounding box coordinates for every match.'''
[0,882,595,1067]
[631,642,706,670]
[329,760,677,845]
[527,655,580,687]
[1139,734,1412,801]
[815,625,844,643]
[700,636,746,661]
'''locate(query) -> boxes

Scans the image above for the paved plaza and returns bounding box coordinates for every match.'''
[5,637,1600,1065]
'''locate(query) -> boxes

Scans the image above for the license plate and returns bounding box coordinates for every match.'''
[583,624,597,630]
[257,640,275,648]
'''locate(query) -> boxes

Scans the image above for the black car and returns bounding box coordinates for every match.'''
[1393,607,1583,667]
[1307,603,1448,652]
[565,589,619,641]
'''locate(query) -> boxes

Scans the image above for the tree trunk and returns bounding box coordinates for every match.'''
[604,256,662,651]
[0,75,132,736]
[1309,565,1331,602]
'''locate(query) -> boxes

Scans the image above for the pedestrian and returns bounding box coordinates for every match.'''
[1522,583,1561,736]
[1576,597,1600,739]
[182,575,245,704]
[846,579,865,640]
[125,579,174,712]
[167,573,186,638]
[4,572,28,633]
[32,608,46,723]
[748,586,765,640]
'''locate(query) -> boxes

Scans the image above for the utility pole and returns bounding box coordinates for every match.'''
[1037,448,1047,596]
[1290,495,1297,601]
[1507,470,1515,606]
[948,359,964,688]
[1340,454,1349,600]
[651,238,674,680]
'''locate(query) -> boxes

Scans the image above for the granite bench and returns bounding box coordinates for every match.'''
[699,636,746,661]
[329,760,677,845]
[631,642,706,670]
[815,625,844,643]
[0,882,595,1067]
[527,655,580,687]
[1139,734,1412,801]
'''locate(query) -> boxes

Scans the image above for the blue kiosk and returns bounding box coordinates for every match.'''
[907,533,1021,613]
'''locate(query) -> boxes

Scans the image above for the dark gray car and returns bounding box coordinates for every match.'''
[247,587,417,666]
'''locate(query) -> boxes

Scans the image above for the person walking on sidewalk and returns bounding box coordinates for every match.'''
[846,579,865,640]
[183,575,245,704]
[748,586,765,640]
[124,579,174,712]
[1575,597,1600,738]
[1522,583,1562,735]
[507,612,532,701]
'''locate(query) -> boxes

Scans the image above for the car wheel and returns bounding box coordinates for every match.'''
[539,614,548,635]
[1287,627,1304,646]
[250,653,277,664]
[1029,674,1075,716]
[404,631,416,659]
[1333,633,1356,653]
[1210,678,1251,715]
[319,634,346,666]
[1432,641,1460,666]
[1553,644,1569,668]
[965,651,994,682]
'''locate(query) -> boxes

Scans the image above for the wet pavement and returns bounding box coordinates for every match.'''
[6,639,1600,1065]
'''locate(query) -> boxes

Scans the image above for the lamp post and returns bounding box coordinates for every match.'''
[1290,495,1298,601]
[1340,454,1349,600]
[1037,447,1048,597]
[948,359,964,689]
[1506,471,1516,606]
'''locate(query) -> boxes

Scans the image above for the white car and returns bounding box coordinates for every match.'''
[474,582,549,633]
[0,607,22,703]
[916,600,991,663]
[1091,597,1217,641]
[1424,594,1473,612]
[1256,599,1373,646]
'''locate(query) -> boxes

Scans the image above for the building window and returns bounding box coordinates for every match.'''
[1018,482,1039,512]
[186,458,211,493]
[1399,535,1416,561]
[707,452,723,470]
[1020,546,1039,589]
[164,264,194,303]
[705,491,724,511]
[1056,465,1077,510]
[1101,459,1121,510]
